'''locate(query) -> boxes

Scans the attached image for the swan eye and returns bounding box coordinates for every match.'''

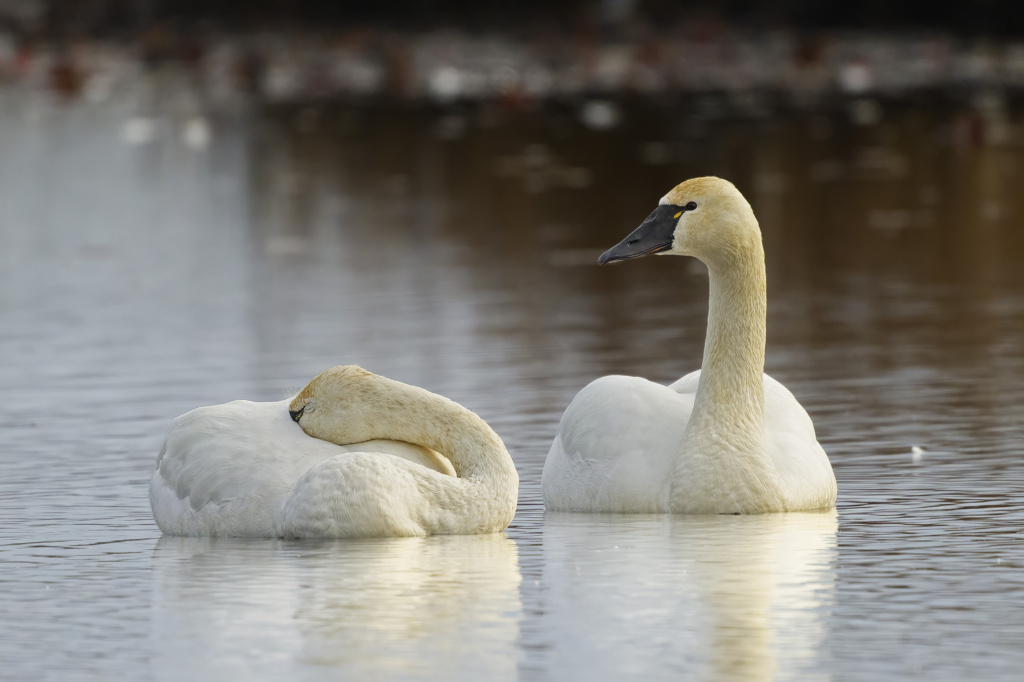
[686,201,697,210]
[303,399,316,413]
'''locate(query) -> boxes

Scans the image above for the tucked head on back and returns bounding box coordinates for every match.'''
[289,365,391,444]
[599,176,760,266]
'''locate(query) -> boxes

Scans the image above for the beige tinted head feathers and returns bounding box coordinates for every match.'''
[599,176,760,266]
[286,364,515,485]
[289,365,390,444]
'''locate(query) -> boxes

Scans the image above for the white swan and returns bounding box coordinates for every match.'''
[150,365,519,537]
[542,177,836,514]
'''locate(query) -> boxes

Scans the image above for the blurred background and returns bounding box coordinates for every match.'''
[3,0,1024,278]
[3,2,1024,681]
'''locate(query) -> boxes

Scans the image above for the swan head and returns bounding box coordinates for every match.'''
[599,176,759,266]
[289,365,391,444]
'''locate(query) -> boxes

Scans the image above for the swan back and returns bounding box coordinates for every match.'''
[542,375,694,512]
[150,400,457,536]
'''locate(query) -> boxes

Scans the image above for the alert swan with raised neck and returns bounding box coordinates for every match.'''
[149,365,518,537]
[542,177,836,514]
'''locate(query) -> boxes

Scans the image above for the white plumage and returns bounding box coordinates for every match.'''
[543,177,836,513]
[150,367,519,538]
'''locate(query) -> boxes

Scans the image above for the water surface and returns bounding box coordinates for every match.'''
[1,94,1023,680]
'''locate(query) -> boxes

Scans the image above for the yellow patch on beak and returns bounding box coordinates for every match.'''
[673,211,682,219]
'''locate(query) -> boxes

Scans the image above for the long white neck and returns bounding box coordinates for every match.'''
[320,377,517,486]
[395,390,516,484]
[687,237,767,448]
[672,232,779,512]
[354,384,520,529]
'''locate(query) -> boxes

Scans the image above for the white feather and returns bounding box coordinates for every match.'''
[543,177,836,513]
[150,368,518,538]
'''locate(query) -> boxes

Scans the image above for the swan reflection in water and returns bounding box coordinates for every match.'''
[540,511,838,681]
[151,533,521,681]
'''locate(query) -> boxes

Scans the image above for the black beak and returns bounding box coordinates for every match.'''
[289,406,304,423]
[599,204,685,265]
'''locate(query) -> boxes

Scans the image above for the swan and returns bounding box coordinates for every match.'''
[542,176,836,514]
[149,365,519,537]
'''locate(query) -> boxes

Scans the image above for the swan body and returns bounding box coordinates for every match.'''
[150,366,519,537]
[543,177,836,514]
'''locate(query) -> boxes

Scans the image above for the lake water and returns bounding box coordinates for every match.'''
[1,92,1023,681]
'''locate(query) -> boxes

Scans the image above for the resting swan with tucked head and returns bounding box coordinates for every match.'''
[149,365,519,537]
[542,177,836,514]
